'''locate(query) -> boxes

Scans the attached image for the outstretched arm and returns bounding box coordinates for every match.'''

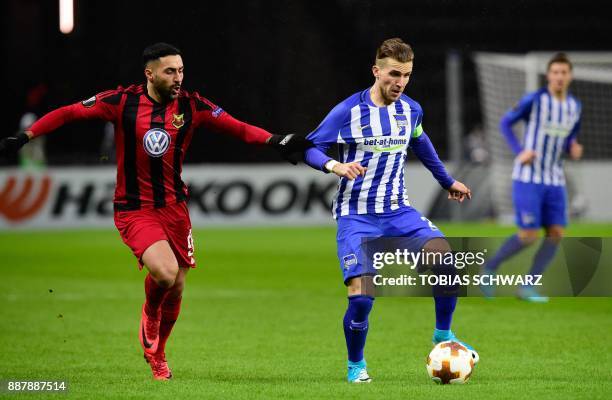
[192,96,311,164]
[206,112,312,163]
[0,91,119,156]
[204,111,272,144]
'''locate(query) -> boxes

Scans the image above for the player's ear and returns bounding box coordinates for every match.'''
[372,64,380,80]
[144,65,154,82]
[144,63,153,82]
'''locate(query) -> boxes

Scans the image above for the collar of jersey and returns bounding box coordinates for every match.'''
[143,84,173,106]
[361,87,398,109]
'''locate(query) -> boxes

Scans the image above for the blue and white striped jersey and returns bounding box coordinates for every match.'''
[503,88,581,186]
[306,88,450,219]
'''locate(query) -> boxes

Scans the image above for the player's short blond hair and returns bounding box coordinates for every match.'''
[375,38,414,64]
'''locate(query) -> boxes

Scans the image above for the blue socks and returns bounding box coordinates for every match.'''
[487,234,558,278]
[529,239,559,276]
[486,234,528,272]
[343,295,374,363]
[341,294,460,360]
[434,296,457,330]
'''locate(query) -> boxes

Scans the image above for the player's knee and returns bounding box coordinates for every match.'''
[154,266,179,288]
[518,230,539,245]
[545,227,564,240]
[347,276,375,297]
[423,238,451,254]
[422,238,452,271]
[156,275,175,289]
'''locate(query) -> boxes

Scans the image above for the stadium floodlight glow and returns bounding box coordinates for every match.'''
[59,0,74,34]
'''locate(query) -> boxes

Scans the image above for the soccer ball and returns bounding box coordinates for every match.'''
[426,341,474,384]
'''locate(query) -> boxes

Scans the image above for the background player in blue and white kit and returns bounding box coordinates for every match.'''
[482,53,583,302]
[303,38,478,383]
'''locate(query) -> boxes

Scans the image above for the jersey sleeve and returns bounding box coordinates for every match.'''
[499,93,536,155]
[190,92,226,126]
[409,112,455,190]
[306,102,349,147]
[304,147,333,172]
[191,93,271,144]
[304,102,349,171]
[410,102,425,139]
[28,90,121,138]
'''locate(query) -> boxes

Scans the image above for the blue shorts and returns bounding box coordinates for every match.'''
[512,181,567,229]
[336,207,445,284]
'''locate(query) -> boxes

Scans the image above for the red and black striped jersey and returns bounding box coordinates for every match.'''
[29,83,272,211]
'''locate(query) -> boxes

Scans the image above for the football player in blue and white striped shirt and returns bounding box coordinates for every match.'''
[303,38,477,383]
[482,53,583,302]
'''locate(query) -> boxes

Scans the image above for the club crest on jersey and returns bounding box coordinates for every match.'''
[143,129,171,157]
[172,113,185,129]
[393,114,409,129]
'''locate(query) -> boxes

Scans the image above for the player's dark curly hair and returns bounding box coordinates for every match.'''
[547,52,573,71]
[376,38,414,64]
[143,43,182,67]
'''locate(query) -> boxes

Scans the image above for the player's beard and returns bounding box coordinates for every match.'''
[154,80,180,102]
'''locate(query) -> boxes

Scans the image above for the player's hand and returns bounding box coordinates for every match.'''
[330,161,367,180]
[516,149,537,165]
[267,134,314,165]
[447,180,471,203]
[0,131,30,157]
[569,141,583,160]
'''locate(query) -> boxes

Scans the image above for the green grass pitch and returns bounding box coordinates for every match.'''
[1,223,611,399]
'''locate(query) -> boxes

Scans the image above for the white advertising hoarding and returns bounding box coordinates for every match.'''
[2,162,610,229]
[0,164,442,229]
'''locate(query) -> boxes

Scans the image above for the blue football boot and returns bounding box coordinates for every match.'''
[347,359,372,383]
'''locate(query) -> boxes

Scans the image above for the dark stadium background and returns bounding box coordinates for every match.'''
[2,0,610,165]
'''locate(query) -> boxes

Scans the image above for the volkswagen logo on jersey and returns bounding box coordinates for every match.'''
[143,129,171,157]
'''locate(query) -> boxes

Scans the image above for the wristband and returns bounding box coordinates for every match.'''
[324,160,339,172]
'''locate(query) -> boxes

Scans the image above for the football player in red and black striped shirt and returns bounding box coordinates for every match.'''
[0,43,311,380]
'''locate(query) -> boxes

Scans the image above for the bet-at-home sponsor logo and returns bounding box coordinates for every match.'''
[542,122,572,137]
[362,137,408,153]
